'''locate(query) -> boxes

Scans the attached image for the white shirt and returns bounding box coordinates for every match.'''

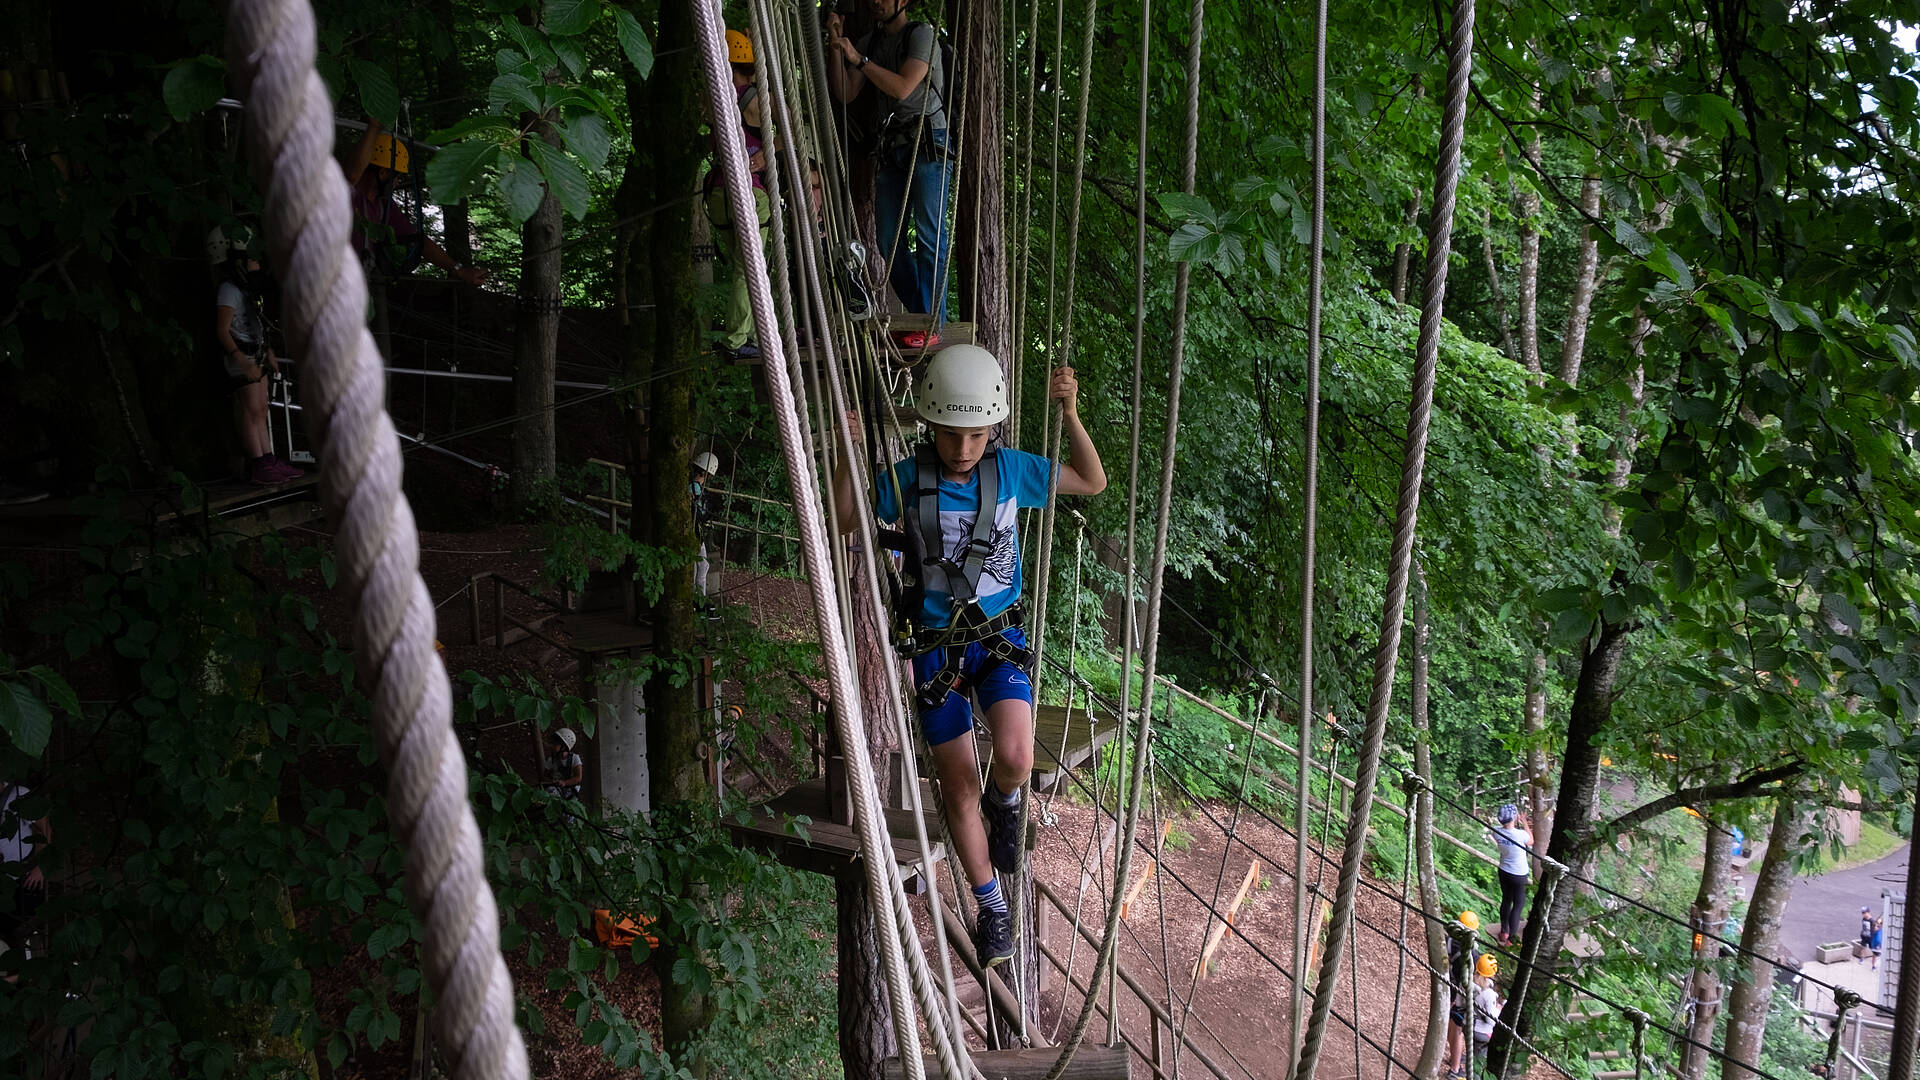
[1,784,35,865]
[1472,985,1500,1040]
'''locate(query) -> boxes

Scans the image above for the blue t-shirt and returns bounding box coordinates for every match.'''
[876,447,1055,628]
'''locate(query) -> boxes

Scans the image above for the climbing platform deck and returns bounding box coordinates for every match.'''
[0,473,322,548]
[732,317,976,369]
[1021,703,1123,796]
[555,610,657,657]
[728,777,947,879]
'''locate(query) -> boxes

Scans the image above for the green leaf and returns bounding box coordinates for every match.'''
[429,116,520,144]
[1731,694,1759,728]
[561,114,612,173]
[0,680,53,757]
[615,8,655,79]
[162,56,227,122]
[1764,293,1800,332]
[553,37,588,79]
[348,60,400,127]
[1167,223,1219,264]
[1612,217,1653,256]
[529,140,591,220]
[542,0,600,36]
[503,19,560,73]
[1822,592,1863,634]
[1156,192,1217,225]
[367,922,410,960]
[496,156,548,224]
[489,73,543,117]
[424,140,503,205]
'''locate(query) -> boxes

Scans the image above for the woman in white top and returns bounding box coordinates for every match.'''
[1490,803,1533,946]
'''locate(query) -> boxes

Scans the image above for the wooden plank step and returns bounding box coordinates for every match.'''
[555,611,656,656]
[1024,702,1124,795]
[883,1047,1131,1079]
[726,780,945,878]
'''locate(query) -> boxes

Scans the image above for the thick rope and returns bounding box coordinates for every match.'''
[688,5,978,1078]
[1286,0,1328,1059]
[223,4,528,1078]
[1291,0,1474,1072]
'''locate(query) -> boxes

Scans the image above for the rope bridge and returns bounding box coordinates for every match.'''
[228,0,1873,1075]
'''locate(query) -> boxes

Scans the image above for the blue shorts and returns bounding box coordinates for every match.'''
[913,627,1034,746]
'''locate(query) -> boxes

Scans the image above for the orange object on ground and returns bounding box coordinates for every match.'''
[593,909,659,950]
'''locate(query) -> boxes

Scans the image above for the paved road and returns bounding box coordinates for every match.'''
[1778,842,1910,965]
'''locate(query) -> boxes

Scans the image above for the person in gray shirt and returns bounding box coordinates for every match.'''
[827,0,953,344]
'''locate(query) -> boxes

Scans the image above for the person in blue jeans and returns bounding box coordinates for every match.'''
[833,345,1106,969]
[826,0,952,346]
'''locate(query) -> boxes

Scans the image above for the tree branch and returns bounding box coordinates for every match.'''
[1587,762,1803,847]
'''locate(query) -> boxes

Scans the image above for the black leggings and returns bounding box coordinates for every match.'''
[1498,869,1528,940]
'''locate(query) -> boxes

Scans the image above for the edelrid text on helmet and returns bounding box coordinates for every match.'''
[915,344,1009,427]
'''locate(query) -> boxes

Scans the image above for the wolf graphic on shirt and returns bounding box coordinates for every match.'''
[944,518,1019,594]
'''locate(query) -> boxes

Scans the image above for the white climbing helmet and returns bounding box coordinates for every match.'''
[914,344,1008,427]
[553,727,577,751]
[205,224,256,265]
[691,452,720,476]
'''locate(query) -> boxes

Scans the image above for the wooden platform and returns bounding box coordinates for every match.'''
[0,474,322,548]
[728,778,947,878]
[733,317,976,369]
[883,1047,1130,1079]
[554,610,656,656]
[1017,703,1124,796]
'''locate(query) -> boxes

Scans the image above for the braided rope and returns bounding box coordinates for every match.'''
[223,4,527,1078]
[1291,0,1475,1071]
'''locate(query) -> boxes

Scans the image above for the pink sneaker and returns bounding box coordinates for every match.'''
[265,454,306,481]
[247,456,283,485]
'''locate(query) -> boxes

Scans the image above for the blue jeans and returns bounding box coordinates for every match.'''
[875,132,952,326]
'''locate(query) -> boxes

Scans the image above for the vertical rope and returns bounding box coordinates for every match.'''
[1292,0,1475,1071]
[223,3,528,1078]
[1285,0,1328,1059]
[688,5,973,1077]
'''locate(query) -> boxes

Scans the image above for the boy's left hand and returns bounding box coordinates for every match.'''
[1049,365,1080,415]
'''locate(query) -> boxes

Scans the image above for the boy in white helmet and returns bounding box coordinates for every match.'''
[543,728,583,801]
[832,345,1106,969]
[691,452,721,612]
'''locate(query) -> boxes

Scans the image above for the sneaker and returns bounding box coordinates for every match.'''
[263,454,305,481]
[247,456,283,485]
[974,906,1014,969]
[893,329,940,350]
[724,341,761,361]
[980,786,1023,876]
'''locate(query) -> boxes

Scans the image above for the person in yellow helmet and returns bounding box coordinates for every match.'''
[704,29,777,361]
[1445,912,1482,1078]
[1469,953,1502,1068]
[341,117,489,287]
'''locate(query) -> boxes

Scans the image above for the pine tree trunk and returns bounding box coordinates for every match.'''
[508,117,562,510]
[1490,621,1632,1080]
[646,1,716,1069]
[1678,808,1735,1080]
[1722,797,1806,1079]
[1411,563,1451,1080]
[838,863,897,1078]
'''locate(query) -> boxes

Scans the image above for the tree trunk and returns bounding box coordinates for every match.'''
[1490,620,1632,1080]
[1722,796,1807,1079]
[508,117,562,510]
[1523,645,1553,874]
[1391,191,1422,307]
[954,0,1009,361]
[1479,207,1518,362]
[1411,563,1451,1080]
[616,64,656,537]
[1678,807,1735,1080]
[838,863,897,1078]
[645,0,716,1069]
[1555,175,1604,388]
[1513,163,1542,381]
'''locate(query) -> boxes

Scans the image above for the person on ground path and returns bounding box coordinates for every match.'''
[209,226,302,486]
[543,728,583,801]
[825,0,952,345]
[1,780,50,962]
[1860,905,1875,963]
[691,452,721,616]
[831,345,1106,970]
[1872,914,1884,969]
[1490,802,1532,945]
[704,29,775,362]
[1446,910,1481,1076]
[340,118,489,287]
